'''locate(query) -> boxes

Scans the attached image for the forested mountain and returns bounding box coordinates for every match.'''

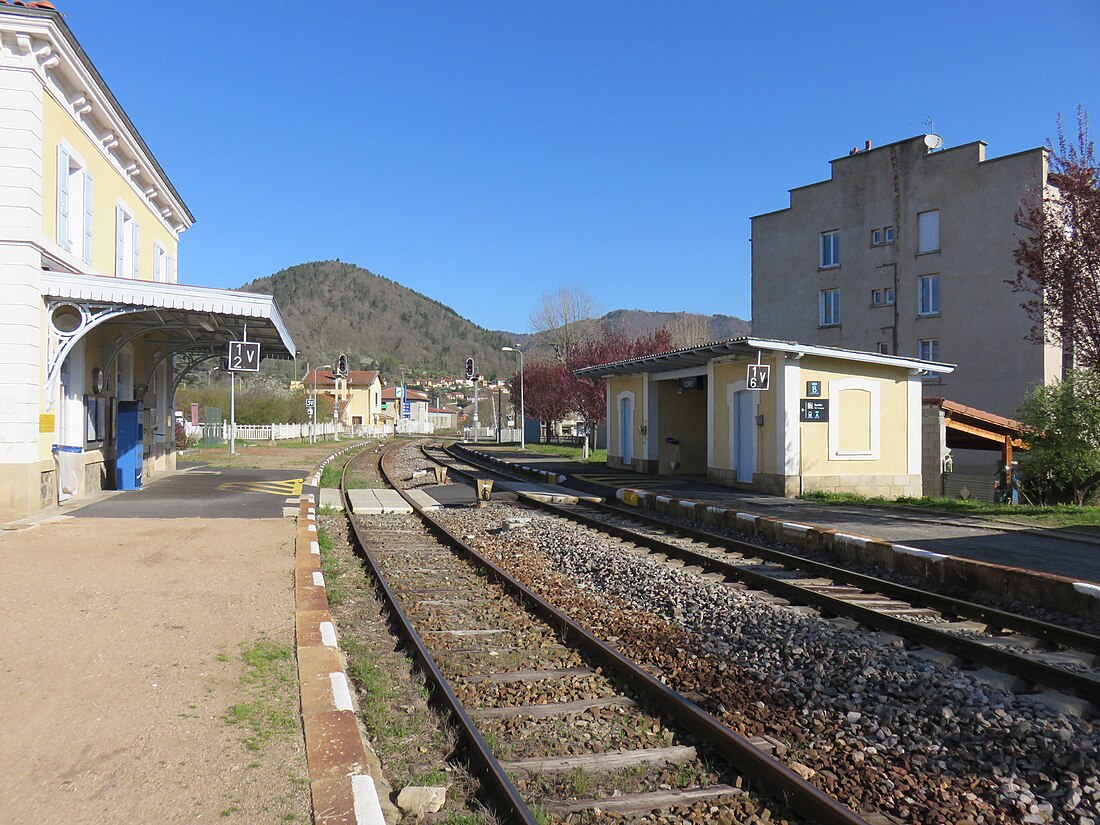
[239,260,751,379]
[239,260,518,378]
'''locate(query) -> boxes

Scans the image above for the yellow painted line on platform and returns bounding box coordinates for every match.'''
[217,478,305,496]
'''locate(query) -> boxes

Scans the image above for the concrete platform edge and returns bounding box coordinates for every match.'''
[615,486,1100,621]
[296,443,391,825]
[460,446,1100,622]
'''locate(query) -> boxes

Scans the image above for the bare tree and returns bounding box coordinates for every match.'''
[1010,107,1100,376]
[666,313,713,349]
[529,287,599,363]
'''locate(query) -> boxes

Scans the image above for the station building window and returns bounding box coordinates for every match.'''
[57,144,94,265]
[115,204,140,278]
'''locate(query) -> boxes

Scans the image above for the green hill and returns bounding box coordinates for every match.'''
[239,260,518,379]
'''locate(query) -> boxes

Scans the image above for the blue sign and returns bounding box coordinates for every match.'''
[402,401,411,419]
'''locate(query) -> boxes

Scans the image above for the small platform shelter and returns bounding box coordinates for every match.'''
[576,337,954,498]
[922,398,1027,501]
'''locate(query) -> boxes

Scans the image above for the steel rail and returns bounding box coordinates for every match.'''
[437,443,1100,653]
[339,449,540,825]
[437,443,1100,651]
[395,445,872,825]
[436,444,1100,705]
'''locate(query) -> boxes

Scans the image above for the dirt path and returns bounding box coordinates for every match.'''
[0,516,309,823]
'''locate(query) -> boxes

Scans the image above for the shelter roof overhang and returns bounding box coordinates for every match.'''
[574,336,956,379]
[42,272,296,408]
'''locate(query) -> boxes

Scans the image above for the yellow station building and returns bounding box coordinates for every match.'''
[0,3,295,519]
[577,337,954,498]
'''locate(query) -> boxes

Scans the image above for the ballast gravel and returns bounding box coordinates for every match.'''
[433,500,1100,825]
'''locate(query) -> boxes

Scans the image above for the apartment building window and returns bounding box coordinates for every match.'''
[871,226,895,246]
[918,210,940,253]
[918,338,940,362]
[115,205,140,278]
[871,287,895,307]
[819,288,840,326]
[918,274,940,315]
[819,230,840,268]
[877,342,890,354]
[57,145,94,264]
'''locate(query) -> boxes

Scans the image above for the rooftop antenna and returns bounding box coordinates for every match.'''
[911,116,943,151]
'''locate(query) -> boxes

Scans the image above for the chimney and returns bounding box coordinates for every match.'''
[865,139,872,150]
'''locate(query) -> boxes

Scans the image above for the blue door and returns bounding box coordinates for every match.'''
[619,396,633,465]
[734,391,755,484]
[116,401,143,490]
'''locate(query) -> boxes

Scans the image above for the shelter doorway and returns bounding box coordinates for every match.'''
[619,394,633,465]
[730,388,755,484]
[656,377,707,475]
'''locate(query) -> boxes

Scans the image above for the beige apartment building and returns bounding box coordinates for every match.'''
[751,134,1061,421]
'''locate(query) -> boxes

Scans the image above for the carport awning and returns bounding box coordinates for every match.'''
[925,397,1028,451]
[43,271,296,358]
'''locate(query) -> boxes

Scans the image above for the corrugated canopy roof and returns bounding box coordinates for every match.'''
[574,336,954,378]
[43,272,296,359]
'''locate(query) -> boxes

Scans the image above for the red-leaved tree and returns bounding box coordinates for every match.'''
[508,328,675,443]
[509,361,575,437]
[1010,107,1100,376]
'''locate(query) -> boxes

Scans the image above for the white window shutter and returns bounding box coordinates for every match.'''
[168,255,176,284]
[57,145,70,250]
[82,173,94,265]
[131,222,141,279]
[115,206,125,276]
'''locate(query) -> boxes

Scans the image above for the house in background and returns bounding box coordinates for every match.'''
[381,386,432,433]
[751,134,1059,426]
[303,369,382,429]
[427,407,458,432]
[0,2,294,519]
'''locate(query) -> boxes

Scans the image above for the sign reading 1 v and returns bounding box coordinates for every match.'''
[746,363,770,391]
[228,340,260,372]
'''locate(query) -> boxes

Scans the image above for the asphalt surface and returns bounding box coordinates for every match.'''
[468,446,1100,584]
[71,468,305,519]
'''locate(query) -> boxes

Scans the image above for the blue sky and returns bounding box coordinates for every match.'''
[68,1,1100,333]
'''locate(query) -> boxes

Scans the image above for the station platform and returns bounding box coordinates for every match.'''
[459,445,1100,586]
[0,464,306,822]
[38,466,308,520]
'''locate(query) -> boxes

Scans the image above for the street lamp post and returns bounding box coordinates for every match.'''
[502,346,524,450]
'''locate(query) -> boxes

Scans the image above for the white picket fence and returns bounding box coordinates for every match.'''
[462,427,522,443]
[395,420,434,435]
[185,420,386,442]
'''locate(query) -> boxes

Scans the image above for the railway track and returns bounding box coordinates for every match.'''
[339,443,873,824]
[433,443,1100,710]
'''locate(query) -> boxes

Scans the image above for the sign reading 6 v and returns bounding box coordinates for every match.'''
[227,340,260,372]
[746,363,770,391]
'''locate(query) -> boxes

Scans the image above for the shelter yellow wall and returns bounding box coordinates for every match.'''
[41,95,178,279]
[797,357,909,478]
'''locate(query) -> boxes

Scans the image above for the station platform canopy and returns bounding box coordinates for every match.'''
[42,271,296,403]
